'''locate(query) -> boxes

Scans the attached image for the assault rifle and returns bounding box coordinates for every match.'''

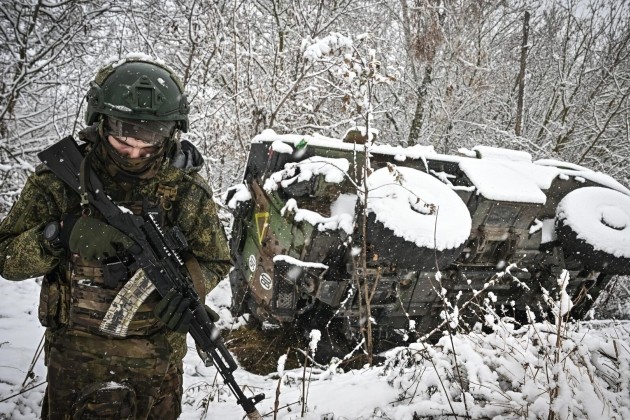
[38,137,264,420]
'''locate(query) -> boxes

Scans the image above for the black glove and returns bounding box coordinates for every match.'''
[154,290,220,334]
[154,289,194,334]
[63,215,140,261]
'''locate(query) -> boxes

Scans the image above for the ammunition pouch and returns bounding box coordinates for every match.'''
[65,255,163,337]
[38,271,66,329]
[72,381,137,420]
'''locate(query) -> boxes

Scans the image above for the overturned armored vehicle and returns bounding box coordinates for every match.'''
[225,130,630,354]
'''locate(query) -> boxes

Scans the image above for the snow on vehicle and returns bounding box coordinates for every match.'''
[224,129,630,355]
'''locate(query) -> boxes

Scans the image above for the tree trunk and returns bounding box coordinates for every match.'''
[407,65,433,146]
[515,11,530,137]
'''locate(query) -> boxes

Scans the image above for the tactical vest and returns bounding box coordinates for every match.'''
[39,188,180,338]
[65,253,164,336]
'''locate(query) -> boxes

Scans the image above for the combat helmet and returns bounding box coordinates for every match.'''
[85,56,190,133]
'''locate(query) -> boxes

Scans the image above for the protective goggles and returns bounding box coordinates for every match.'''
[106,116,176,145]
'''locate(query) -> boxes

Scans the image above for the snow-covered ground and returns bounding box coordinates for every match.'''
[1,275,630,419]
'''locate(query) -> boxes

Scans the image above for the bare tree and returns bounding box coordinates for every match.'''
[515,11,530,137]
[0,0,111,211]
[1,0,629,210]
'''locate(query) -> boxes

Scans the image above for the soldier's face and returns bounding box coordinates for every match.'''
[107,135,159,158]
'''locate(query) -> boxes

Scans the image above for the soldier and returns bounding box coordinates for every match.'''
[0,57,232,419]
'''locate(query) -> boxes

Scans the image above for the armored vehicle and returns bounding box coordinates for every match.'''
[225,129,630,355]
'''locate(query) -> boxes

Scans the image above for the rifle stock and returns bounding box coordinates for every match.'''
[38,137,265,418]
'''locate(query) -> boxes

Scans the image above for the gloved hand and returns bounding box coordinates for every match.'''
[154,289,220,334]
[154,289,194,334]
[63,215,140,261]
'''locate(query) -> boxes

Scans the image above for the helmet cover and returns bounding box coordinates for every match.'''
[85,57,189,132]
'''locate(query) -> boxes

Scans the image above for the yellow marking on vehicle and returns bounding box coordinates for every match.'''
[255,212,270,245]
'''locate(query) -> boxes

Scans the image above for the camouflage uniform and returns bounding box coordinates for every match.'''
[0,127,231,419]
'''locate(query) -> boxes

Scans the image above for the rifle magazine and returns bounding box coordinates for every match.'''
[100,269,156,337]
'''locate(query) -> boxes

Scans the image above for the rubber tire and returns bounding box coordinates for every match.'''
[556,187,630,274]
[366,166,471,270]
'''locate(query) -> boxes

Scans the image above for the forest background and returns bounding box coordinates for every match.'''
[1,0,629,311]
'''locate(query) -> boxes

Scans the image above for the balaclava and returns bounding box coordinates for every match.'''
[98,116,176,180]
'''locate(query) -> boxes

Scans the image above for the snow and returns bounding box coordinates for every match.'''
[222,183,251,209]
[271,140,294,154]
[508,160,565,190]
[529,218,543,234]
[308,330,321,356]
[253,131,630,199]
[535,158,594,172]
[330,193,356,216]
[118,204,133,214]
[281,198,354,235]
[2,273,630,419]
[557,186,630,258]
[262,156,355,233]
[272,255,328,270]
[109,52,166,68]
[302,33,353,62]
[460,158,547,204]
[263,156,350,192]
[471,145,533,162]
[105,102,132,113]
[367,166,471,250]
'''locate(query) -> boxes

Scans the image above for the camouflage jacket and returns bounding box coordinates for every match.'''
[0,135,232,359]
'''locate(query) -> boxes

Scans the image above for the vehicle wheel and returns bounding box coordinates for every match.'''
[366,166,471,270]
[556,186,630,274]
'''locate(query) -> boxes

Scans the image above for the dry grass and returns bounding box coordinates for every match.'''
[222,324,308,375]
